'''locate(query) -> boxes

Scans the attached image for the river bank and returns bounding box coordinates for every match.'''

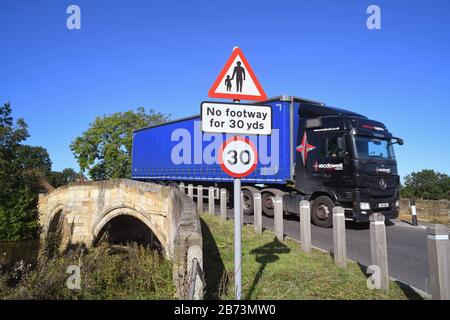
[0,243,175,300]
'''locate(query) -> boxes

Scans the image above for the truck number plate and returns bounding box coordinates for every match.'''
[378,203,389,208]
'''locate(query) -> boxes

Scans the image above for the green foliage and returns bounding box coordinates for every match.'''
[70,107,169,180]
[401,169,450,200]
[0,102,45,241]
[1,244,176,300]
[16,145,52,174]
[47,168,83,188]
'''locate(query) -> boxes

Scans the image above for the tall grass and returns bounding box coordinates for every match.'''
[1,243,176,300]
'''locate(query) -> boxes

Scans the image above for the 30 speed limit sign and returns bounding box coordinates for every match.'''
[218,136,258,178]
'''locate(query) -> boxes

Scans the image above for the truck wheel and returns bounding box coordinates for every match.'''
[261,192,275,217]
[311,196,334,228]
[242,189,254,216]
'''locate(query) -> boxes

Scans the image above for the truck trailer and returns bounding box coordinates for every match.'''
[131,96,403,227]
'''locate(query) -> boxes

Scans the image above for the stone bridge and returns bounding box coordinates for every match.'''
[38,179,203,299]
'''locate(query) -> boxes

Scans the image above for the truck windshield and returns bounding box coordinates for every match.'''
[352,136,395,160]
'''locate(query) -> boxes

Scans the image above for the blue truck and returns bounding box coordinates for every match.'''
[132,96,403,227]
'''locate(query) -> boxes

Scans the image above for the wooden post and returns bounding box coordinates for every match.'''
[208,186,215,215]
[369,212,389,290]
[220,188,227,220]
[273,196,283,242]
[299,200,311,254]
[197,185,203,213]
[187,184,193,199]
[254,192,262,234]
[333,206,347,268]
[427,224,450,300]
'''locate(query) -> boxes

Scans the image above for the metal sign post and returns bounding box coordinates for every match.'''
[233,97,242,300]
[202,47,270,300]
[233,177,242,299]
[217,136,258,299]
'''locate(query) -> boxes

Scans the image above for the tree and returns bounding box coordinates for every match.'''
[47,168,83,188]
[0,102,42,240]
[71,107,169,180]
[401,169,450,200]
[16,145,52,174]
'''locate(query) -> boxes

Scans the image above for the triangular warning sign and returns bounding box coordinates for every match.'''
[208,48,268,101]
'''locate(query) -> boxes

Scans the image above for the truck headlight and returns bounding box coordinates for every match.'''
[395,200,400,208]
[360,202,370,210]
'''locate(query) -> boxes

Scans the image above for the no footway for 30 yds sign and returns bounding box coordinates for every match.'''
[201,101,272,135]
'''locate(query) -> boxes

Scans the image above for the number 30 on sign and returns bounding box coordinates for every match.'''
[218,136,258,178]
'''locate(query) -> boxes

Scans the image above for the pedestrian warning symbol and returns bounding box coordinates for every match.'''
[208,47,267,101]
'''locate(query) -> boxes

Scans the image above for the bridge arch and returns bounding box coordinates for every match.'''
[38,179,203,299]
[92,206,165,251]
[44,204,65,236]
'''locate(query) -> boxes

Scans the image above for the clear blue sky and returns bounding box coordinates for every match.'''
[1,0,449,178]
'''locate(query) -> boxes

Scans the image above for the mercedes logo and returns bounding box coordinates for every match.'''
[379,178,387,190]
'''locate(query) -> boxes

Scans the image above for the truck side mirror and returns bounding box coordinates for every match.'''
[390,137,404,146]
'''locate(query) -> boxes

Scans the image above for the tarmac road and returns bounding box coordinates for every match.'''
[218,206,431,293]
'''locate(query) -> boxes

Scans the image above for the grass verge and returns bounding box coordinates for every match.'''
[201,213,422,300]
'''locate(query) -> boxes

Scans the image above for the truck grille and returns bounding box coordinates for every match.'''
[367,175,398,192]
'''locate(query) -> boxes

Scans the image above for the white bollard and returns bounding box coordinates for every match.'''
[299,200,311,254]
[187,184,193,199]
[333,206,347,268]
[254,193,262,234]
[410,198,418,226]
[427,224,450,300]
[220,188,227,220]
[273,196,284,242]
[179,182,185,194]
[208,186,215,215]
[369,212,389,290]
[197,185,203,213]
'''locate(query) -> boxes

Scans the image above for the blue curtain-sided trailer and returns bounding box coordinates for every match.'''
[131,96,318,185]
[132,95,403,227]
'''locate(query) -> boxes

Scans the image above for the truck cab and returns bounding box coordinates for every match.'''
[294,103,404,227]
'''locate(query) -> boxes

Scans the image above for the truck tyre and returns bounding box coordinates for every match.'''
[242,189,254,216]
[311,196,334,228]
[261,191,275,217]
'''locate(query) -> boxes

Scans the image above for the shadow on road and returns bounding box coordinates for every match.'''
[246,237,290,299]
[356,262,423,300]
[200,218,229,299]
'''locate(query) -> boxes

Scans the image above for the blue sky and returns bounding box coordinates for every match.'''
[1,0,449,178]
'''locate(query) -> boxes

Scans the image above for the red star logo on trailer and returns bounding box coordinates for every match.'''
[296,132,316,165]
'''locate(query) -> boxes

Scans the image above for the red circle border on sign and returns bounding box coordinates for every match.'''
[218,136,258,178]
